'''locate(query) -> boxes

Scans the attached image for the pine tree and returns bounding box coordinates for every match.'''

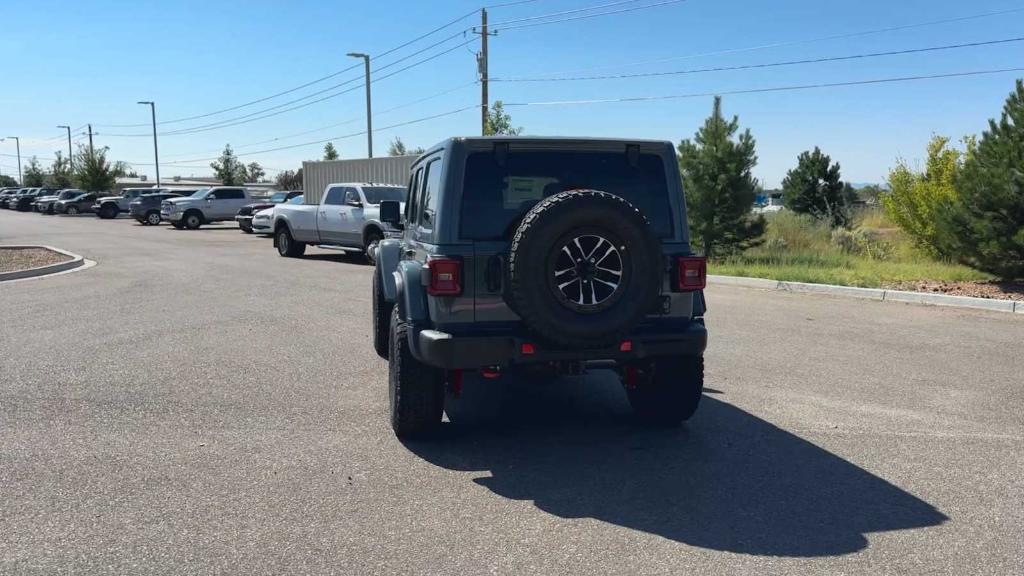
[782,147,849,227]
[937,79,1024,279]
[677,96,765,258]
[323,142,339,160]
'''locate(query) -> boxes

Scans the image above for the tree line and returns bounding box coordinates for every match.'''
[679,80,1024,280]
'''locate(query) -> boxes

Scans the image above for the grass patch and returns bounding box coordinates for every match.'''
[711,210,990,288]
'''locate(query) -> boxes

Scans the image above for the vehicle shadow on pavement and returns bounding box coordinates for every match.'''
[405,370,947,557]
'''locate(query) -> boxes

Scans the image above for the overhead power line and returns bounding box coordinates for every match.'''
[160,81,478,159]
[493,0,687,31]
[502,67,1024,106]
[493,36,1024,82]
[515,6,1024,78]
[159,105,479,165]
[489,0,647,25]
[103,37,477,138]
[94,9,481,129]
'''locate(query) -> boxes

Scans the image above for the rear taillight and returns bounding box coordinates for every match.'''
[675,256,707,292]
[426,257,462,296]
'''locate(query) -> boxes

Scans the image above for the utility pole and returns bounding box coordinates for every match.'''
[86,124,96,155]
[138,101,160,186]
[57,125,73,171]
[474,8,494,135]
[3,136,21,184]
[347,52,373,158]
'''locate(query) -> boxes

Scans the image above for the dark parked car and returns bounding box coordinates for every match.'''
[130,191,191,225]
[0,188,22,208]
[3,188,33,209]
[235,190,303,233]
[55,192,99,215]
[370,137,707,437]
[13,187,59,211]
[36,189,84,214]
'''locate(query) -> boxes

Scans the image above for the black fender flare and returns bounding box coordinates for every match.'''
[376,239,402,302]
[393,259,428,324]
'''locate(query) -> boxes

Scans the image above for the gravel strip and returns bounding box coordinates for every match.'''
[887,280,1024,302]
[0,247,73,273]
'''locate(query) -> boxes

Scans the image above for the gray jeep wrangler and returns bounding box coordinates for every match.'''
[373,137,708,437]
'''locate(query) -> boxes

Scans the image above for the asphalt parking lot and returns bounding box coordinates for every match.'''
[2,210,1022,575]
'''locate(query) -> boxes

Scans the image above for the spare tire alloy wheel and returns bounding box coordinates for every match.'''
[508,189,661,349]
[551,232,627,312]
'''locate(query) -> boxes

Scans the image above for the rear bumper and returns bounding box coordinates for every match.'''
[410,322,708,370]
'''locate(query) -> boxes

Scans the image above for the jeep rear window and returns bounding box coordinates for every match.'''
[460,150,673,240]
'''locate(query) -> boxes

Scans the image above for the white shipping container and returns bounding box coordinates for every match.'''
[302,156,417,204]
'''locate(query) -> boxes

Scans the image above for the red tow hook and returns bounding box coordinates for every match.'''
[624,365,639,389]
[450,369,464,396]
[480,366,502,379]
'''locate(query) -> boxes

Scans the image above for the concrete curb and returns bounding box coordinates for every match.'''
[708,275,1022,314]
[0,245,86,282]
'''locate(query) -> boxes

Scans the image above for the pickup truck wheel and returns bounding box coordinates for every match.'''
[99,204,118,219]
[507,189,661,348]
[373,270,392,359]
[388,307,444,438]
[184,212,203,230]
[276,227,306,257]
[146,211,162,226]
[625,356,703,426]
[66,206,79,215]
[364,228,383,264]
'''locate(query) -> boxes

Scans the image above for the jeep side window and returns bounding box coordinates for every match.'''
[323,187,344,205]
[419,159,441,229]
[405,168,423,223]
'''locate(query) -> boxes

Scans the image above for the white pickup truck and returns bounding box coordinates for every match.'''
[272,182,405,262]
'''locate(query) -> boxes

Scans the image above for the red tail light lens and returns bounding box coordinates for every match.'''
[675,256,707,292]
[427,257,462,296]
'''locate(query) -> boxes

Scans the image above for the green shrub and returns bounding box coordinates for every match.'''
[882,135,971,256]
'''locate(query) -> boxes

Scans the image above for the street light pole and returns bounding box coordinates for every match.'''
[3,136,22,184]
[57,125,73,172]
[137,101,160,186]
[347,52,372,158]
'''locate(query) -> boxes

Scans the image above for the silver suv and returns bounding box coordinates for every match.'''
[162,187,252,229]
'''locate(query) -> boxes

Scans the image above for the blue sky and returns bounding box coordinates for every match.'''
[1,0,1021,187]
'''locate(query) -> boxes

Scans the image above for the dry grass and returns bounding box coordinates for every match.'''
[712,209,990,288]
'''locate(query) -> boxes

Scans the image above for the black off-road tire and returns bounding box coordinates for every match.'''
[372,269,393,360]
[507,189,662,348]
[388,307,445,438]
[99,204,118,219]
[625,356,704,426]
[276,226,306,257]
[363,228,383,265]
[183,211,203,230]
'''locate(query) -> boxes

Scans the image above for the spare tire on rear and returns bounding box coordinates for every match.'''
[507,189,661,348]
